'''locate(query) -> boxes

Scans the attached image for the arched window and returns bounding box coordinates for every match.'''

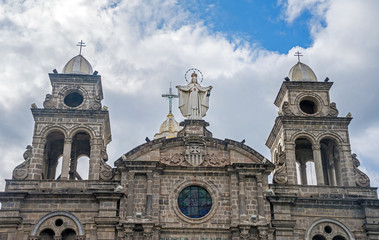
[56,155,63,180]
[61,228,76,240]
[70,132,91,180]
[320,138,341,186]
[44,131,64,179]
[295,138,316,185]
[40,228,55,240]
[312,235,326,240]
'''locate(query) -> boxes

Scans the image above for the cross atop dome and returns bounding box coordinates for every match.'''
[76,40,86,55]
[161,82,178,115]
[294,51,303,62]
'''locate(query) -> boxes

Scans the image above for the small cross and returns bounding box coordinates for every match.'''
[294,51,303,62]
[76,40,86,55]
[162,82,178,114]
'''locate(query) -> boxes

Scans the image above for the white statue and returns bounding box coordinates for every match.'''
[176,71,212,119]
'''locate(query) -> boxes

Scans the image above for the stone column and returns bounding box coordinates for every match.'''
[145,172,153,219]
[89,138,102,180]
[256,175,264,218]
[238,174,246,221]
[299,162,307,185]
[312,144,325,185]
[61,138,72,180]
[28,138,45,180]
[126,172,135,219]
[284,143,297,185]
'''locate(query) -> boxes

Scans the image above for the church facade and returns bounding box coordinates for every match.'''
[0,51,379,240]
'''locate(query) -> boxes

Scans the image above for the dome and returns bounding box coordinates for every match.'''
[62,55,93,74]
[154,113,182,139]
[288,62,317,82]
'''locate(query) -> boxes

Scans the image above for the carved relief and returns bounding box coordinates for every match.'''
[282,101,292,116]
[273,150,288,184]
[90,95,102,110]
[12,145,32,180]
[203,153,228,166]
[43,94,54,109]
[327,102,339,117]
[352,153,370,187]
[99,159,114,180]
[185,145,205,166]
[161,153,186,166]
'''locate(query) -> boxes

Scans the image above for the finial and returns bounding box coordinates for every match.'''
[294,51,303,62]
[76,40,86,55]
[162,82,179,114]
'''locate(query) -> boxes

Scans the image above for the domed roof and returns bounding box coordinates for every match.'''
[288,62,317,82]
[62,55,93,74]
[154,113,182,139]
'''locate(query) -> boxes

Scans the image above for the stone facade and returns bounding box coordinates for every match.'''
[0,56,379,240]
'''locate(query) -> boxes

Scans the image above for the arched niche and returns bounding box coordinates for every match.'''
[43,131,65,179]
[69,131,91,180]
[295,138,317,185]
[320,138,342,186]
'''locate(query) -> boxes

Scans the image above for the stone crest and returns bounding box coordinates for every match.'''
[185,145,205,166]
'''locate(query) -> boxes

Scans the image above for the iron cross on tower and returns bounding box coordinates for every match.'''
[76,40,86,55]
[162,83,178,114]
[294,51,303,62]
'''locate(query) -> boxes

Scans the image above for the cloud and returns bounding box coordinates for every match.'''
[0,0,378,190]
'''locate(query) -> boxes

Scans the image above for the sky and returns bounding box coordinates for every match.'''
[0,0,379,190]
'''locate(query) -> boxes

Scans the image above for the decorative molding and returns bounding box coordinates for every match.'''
[99,159,114,180]
[352,153,370,187]
[327,102,339,117]
[202,153,228,167]
[282,101,292,116]
[43,94,54,109]
[12,145,32,180]
[273,150,288,184]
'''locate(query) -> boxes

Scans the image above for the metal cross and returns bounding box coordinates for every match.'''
[294,51,303,62]
[162,82,178,114]
[76,40,86,55]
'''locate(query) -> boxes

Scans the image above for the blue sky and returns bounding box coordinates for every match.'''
[181,0,314,53]
[0,0,378,189]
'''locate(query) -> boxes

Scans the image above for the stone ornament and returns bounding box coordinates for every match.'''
[282,101,292,116]
[176,69,212,120]
[12,145,32,180]
[43,94,54,109]
[160,151,228,167]
[352,153,370,187]
[90,95,102,110]
[185,145,205,166]
[327,102,339,117]
[273,151,288,184]
[99,159,114,180]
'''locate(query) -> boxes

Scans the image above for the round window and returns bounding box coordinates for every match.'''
[177,186,212,218]
[64,92,83,107]
[299,98,318,114]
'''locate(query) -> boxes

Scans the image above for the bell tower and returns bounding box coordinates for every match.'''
[13,43,113,181]
[266,54,369,187]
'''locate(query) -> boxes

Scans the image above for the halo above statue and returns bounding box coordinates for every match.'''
[185,68,203,83]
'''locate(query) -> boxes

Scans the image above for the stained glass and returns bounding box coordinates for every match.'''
[178,186,212,218]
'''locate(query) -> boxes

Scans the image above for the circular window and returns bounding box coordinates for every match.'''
[299,99,318,114]
[55,218,63,227]
[324,225,332,234]
[177,186,212,218]
[64,92,83,107]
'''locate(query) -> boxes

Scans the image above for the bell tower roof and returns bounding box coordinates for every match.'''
[288,61,317,82]
[62,54,93,75]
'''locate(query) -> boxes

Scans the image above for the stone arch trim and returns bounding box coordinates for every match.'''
[290,131,317,145]
[317,132,344,145]
[31,211,84,236]
[295,92,325,116]
[40,125,69,139]
[58,85,89,108]
[68,125,96,139]
[305,218,355,240]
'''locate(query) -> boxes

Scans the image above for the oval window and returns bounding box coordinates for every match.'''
[64,92,83,107]
[300,99,318,114]
[178,186,212,218]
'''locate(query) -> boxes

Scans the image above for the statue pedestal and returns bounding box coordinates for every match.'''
[177,120,212,138]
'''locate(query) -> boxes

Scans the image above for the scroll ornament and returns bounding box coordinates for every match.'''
[352,153,370,187]
[91,95,102,110]
[12,145,32,180]
[327,102,339,117]
[273,151,288,184]
[282,101,292,116]
[99,148,114,180]
[43,94,54,109]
